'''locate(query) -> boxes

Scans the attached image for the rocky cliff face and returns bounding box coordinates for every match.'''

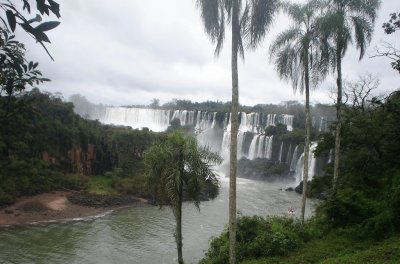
[67,144,95,175]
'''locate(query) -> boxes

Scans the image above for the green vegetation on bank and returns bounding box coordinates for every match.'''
[0,89,162,205]
[242,231,400,264]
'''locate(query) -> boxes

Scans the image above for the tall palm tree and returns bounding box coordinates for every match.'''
[196,1,278,262]
[318,0,381,194]
[269,0,328,226]
[144,131,221,264]
[196,2,243,263]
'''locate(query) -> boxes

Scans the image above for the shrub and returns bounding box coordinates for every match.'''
[318,188,376,228]
[60,174,89,191]
[114,175,151,198]
[363,210,395,240]
[200,216,302,264]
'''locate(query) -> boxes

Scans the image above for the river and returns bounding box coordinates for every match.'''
[0,176,317,264]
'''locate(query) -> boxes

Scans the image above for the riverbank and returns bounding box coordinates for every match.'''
[242,233,400,264]
[0,191,149,227]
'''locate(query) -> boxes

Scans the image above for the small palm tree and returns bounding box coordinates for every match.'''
[144,131,221,264]
[196,1,278,262]
[318,0,381,194]
[269,0,328,226]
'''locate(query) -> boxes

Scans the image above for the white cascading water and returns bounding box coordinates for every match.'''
[247,135,259,160]
[294,142,318,185]
[290,145,299,172]
[102,107,172,132]
[221,112,293,160]
[265,136,273,159]
[282,114,294,131]
[328,149,334,163]
[247,135,273,160]
[278,141,284,163]
[95,106,295,161]
[286,144,292,164]
[194,111,214,131]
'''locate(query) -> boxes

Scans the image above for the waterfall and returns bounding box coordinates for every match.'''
[85,105,295,162]
[237,131,246,159]
[278,141,284,163]
[266,114,276,127]
[195,111,214,132]
[247,134,273,160]
[286,144,292,164]
[257,135,266,158]
[282,115,294,131]
[102,107,172,132]
[328,149,334,163]
[265,136,273,159]
[290,145,299,172]
[248,135,259,160]
[211,112,217,128]
[294,142,318,185]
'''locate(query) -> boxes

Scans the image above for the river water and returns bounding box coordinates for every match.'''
[0,176,317,264]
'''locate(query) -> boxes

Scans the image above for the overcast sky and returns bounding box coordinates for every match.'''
[20,0,399,106]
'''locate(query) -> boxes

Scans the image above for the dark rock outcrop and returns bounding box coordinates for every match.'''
[68,193,145,208]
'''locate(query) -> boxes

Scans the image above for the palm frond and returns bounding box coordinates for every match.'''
[248,0,280,49]
[145,131,220,211]
[196,0,223,43]
[224,0,233,22]
[283,2,304,25]
[269,27,302,58]
[347,0,381,24]
[351,15,372,60]
[238,2,250,59]
[215,5,226,56]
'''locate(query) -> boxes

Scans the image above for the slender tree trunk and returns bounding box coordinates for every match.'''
[175,193,183,264]
[301,52,311,227]
[333,54,342,195]
[229,0,239,263]
[176,155,184,264]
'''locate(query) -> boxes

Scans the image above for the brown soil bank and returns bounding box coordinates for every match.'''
[0,191,148,227]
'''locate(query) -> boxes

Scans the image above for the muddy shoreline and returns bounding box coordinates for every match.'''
[0,191,149,227]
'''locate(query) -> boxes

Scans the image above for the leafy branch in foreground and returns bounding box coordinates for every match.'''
[0,0,61,60]
[371,13,400,74]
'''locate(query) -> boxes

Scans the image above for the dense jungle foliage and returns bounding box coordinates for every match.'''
[0,89,162,205]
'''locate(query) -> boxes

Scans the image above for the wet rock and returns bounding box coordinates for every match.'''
[285,187,294,191]
[295,182,303,194]
[68,193,140,208]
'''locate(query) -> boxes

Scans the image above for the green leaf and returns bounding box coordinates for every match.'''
[34,30,51,43]
[48,0,61,18]
[36,0,46,15]
[6,10,16,32]
[23,1,31,13]
[35,21,60,32]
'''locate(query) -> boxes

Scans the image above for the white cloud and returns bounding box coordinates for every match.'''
[20,0,399,106]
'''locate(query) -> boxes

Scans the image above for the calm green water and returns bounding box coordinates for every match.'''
[0,176,317,264]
